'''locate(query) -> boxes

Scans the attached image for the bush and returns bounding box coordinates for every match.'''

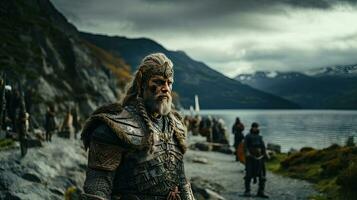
[300,146,315,152]
[345,136,355,147]
[281,150,319,168]
[336,162,357,195]
[0,139,15,150]
[324,143,340,151]
[321,157,348,177]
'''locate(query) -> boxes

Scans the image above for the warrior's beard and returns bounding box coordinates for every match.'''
[145,95,172,116]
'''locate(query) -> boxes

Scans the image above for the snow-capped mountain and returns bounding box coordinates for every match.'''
[235,66,357,109]
[307,64,357,77]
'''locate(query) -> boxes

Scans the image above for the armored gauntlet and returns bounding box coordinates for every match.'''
[181,182,196,200]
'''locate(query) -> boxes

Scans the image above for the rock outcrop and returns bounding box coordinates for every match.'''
[0,0,131,123]
[0,137,87,200]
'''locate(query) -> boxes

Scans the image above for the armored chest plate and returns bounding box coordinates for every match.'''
[113,117,185,196]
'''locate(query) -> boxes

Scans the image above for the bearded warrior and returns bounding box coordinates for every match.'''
[81,53,195,200]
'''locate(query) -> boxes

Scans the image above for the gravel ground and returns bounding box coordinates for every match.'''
[184,136,318,200]
[0,135,318,200]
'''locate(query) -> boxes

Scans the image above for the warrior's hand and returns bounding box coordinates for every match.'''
[167,186,181,200]
[264,153,270,160]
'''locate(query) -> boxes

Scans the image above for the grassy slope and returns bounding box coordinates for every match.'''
[266,144,357,200]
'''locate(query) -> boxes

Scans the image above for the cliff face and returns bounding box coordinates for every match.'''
[0,0,131,121]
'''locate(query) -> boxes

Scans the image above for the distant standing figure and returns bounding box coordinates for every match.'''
[8,88,21,132]
[212,118,229,144]
[218,119,229,144]
[212,118,219,142]
[191,115,201,136]
[243,122,269,198]
[71,106,81,139]
[232,117,245,161]
[45,104,57,142]
[25,112,30,133]
[199,115,213,142]
[61,108,74,139]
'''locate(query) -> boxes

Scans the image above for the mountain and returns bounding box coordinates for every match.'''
[0,0,131,119]
[307,64,357,77]
[236,67,357,109]
[81,33,299,109]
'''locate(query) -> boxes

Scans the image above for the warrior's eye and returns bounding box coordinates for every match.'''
[153,79,165,85]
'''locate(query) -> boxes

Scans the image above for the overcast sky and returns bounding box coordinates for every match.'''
[51,0,357,77]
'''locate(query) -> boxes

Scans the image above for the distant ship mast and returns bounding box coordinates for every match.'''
[194,94,200,114]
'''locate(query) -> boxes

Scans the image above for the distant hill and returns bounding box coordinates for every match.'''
[235,65,357,109]
[0,0,131,118]
[81,32,299,109]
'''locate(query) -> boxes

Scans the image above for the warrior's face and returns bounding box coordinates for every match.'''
[143,75,173,116]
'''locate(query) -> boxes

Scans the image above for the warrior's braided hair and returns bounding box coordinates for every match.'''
[136,97,155,152]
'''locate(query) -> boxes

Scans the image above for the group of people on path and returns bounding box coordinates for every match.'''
[44,104,82,142]
[184,115,230,144]
[232,117,269,198]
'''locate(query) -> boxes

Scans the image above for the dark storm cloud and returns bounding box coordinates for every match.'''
[50,0,357,76]
[51,0,357,34]
[142,0,357,9]
[52,0,283,33]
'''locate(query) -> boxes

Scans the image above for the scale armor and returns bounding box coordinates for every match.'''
[81,104,195,200]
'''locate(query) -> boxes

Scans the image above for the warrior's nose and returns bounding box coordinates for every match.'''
[161,82,170,93]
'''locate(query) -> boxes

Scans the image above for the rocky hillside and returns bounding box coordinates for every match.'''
[0,0,131,121]
[81,33,299,109]
[236,67,357,109]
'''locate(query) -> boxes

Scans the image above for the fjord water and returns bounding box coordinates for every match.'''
[198,110,357,152]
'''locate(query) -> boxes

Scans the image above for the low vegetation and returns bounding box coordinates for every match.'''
[83,40,132,89]
[267,141,357,200]
[0,138,15,151]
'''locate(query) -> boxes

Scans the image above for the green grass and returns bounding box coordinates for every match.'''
[266,153,287,172]
[0,138,15,151]
[266,145,357,200]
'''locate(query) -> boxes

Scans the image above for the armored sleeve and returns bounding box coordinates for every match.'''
[171,113,195,200]
[260,135,268,158]
[82,124,123,200]
[244,134,251,155]
[179,162,196,200]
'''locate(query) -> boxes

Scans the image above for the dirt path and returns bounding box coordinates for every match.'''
[184,136,318,200]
